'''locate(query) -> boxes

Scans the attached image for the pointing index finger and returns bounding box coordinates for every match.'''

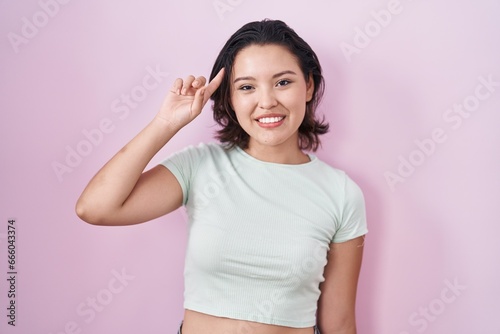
[203,68,225,105]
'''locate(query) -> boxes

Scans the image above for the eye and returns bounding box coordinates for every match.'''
[238,85,253,91]
[276,79,292,87]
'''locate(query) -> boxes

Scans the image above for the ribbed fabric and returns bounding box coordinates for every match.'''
[162,142,367,328]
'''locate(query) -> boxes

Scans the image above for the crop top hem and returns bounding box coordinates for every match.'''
[184,303,316,328]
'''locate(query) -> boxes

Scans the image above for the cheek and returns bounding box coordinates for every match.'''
[231,94,254,114]
[283,91,308,112]
[230,96,249,125]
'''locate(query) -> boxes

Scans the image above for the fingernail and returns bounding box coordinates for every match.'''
[193,80,199,87]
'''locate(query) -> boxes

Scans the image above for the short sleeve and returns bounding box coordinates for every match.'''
[159,144,205,205]
[331,175,368,243]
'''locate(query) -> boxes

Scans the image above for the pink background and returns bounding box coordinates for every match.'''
[1,0,499,333]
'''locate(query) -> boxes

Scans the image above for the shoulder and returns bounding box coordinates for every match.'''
[184,141,228,156]
[199,141,230,156]
[310,156,350,187]
[310,156,365,202]
[165,141,227,161]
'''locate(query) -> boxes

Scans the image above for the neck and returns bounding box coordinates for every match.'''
[244,140,310,164]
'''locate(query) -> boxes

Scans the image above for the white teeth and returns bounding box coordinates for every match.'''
[258,116,284,124]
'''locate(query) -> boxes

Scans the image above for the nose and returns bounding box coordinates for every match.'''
[258,88,278,110]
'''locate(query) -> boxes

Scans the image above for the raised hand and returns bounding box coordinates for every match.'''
[156,68,225,129]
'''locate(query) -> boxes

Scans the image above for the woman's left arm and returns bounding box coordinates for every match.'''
[317,235,366,334]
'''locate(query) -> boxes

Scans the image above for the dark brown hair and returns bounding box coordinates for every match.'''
[209,19,329,151]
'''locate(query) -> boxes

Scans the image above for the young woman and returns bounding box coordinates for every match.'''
[76,19,367,334]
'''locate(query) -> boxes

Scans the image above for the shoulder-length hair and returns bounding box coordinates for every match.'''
[209,19,329,151]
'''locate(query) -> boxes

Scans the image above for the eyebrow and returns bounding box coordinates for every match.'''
[233,70,298,84]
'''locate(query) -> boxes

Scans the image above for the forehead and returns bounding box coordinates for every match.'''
[232,44,302,75]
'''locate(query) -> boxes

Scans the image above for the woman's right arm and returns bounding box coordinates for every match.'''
[75,69,225,226]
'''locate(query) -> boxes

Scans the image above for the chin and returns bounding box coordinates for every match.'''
[252,135,297,149]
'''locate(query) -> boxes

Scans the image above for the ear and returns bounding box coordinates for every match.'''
[306,73,314,102]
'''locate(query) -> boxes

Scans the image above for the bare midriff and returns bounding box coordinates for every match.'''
[181,310,315,334]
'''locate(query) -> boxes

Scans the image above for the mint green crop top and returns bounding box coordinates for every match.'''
[161,142,367,328]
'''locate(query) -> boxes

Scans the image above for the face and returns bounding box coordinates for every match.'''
[230,44,314,152]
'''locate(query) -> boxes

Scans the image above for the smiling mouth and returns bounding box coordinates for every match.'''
[257,116,285,124]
